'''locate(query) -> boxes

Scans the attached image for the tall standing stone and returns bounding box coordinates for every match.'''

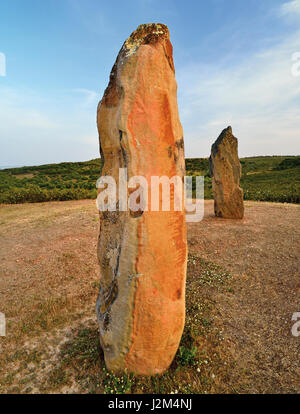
[209,126,244,219]
[96,24,187,375]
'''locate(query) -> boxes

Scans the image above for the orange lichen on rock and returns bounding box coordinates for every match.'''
[209,126,244,219]
[96,24,187,375]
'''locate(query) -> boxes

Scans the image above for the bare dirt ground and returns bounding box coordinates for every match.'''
[188,200,300,393]
[0,199,299,393]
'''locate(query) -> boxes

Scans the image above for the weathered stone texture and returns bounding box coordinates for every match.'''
[209,126,244,219]
[96,23,187,375]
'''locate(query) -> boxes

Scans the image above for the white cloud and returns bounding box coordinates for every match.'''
[0,86,99,165]
[177,28,300,157]
[279,0,300,18]
[1,1,300,165]
[71,88,100,107]
[0,87,56,129]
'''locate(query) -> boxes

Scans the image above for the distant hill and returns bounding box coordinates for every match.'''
[0,165,23,170]
[0,156,299,204]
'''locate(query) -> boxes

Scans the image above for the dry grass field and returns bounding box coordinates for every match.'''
[0,199,299,393]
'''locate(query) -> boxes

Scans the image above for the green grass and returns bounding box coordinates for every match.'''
[0,156,299,204]
[240,156,300,203]
[0,159,102,204]
[186,155,300,203]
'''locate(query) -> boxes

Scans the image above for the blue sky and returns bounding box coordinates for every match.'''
[0,0,299,166]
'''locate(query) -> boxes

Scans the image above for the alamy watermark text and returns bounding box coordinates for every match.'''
[96,169,204,223]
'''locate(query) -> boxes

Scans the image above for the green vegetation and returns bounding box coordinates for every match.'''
[176,345,198,367]
[0,159,102,204]
[240,156,300,203]
[186,155,300,203]
[0,155,299,204]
